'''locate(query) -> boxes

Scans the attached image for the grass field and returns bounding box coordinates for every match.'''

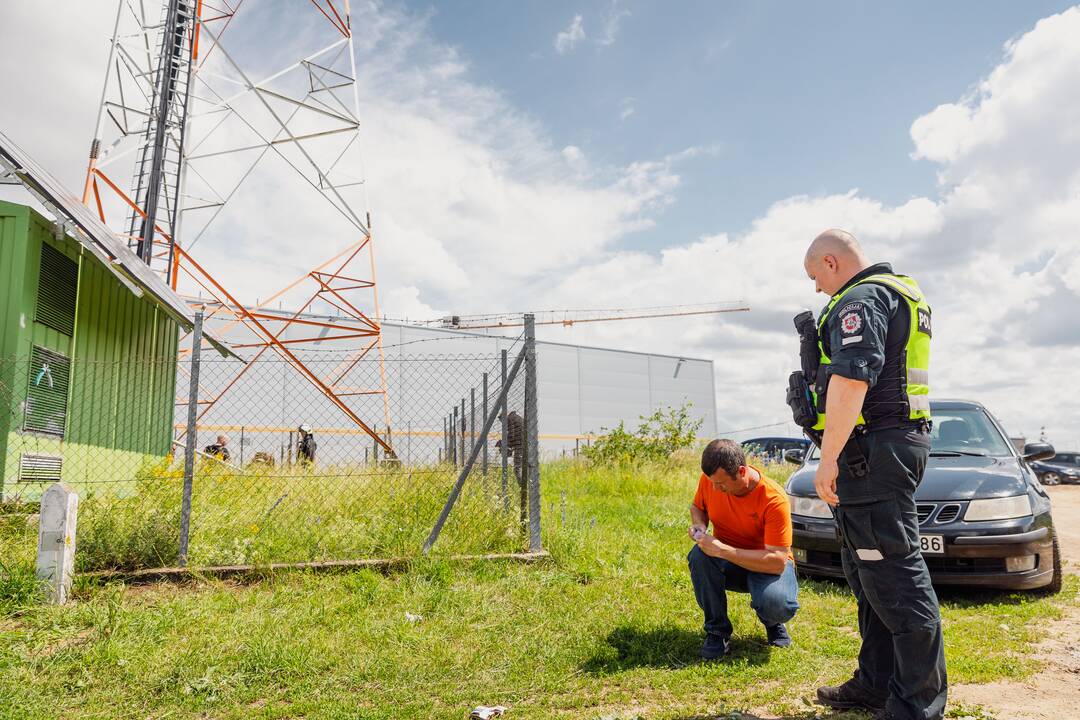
[1,457,1077,719]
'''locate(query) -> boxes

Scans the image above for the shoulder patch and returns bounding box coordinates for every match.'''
[917,307,932,337]
[837,302,864,315]
[840,310,863,336]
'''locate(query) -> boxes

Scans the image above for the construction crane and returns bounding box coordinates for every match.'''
[422,301,751,330]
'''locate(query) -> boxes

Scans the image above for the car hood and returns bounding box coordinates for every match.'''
[788,455,1030,501]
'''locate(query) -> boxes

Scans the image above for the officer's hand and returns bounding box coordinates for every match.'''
[814,458,840,506]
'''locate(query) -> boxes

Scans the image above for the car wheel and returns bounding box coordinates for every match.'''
[1042,472,1061,486]
[1036,529,1063,596]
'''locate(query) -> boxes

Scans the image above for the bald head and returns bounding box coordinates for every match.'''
[804,229,871,295]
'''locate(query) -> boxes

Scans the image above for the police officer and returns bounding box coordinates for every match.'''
[803,229,946,720]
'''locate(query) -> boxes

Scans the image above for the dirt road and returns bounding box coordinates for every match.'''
[950,484,1080,720]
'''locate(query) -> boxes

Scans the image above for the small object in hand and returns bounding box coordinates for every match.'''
[470,706,507,719]
[691,527,706,541]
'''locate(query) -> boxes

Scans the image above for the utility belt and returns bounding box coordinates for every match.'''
[840,418,931,478]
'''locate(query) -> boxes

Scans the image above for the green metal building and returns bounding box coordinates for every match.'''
[0,200,179,499]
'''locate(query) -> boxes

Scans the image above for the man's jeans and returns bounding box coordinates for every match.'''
[687,545,800,639]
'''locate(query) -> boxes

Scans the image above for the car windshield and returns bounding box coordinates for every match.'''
[930,410,1012,456]
[804,408,1013,459]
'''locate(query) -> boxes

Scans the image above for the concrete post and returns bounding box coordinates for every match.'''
[36,482,78,604]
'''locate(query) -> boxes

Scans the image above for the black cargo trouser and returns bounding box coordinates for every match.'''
[835,425,947,720]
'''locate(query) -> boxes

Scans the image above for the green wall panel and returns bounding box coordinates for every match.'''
[0,201,179,496]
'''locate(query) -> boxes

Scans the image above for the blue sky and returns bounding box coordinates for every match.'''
[425,1,1074,248]
[4,2,1080,443]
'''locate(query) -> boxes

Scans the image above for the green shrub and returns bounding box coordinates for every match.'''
[582,404,702,465]
[0,558,42,614]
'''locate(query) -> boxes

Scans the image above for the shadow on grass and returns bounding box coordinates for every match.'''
[801,570,1060,608]
[581,624,771,673]
[667,712,866,720]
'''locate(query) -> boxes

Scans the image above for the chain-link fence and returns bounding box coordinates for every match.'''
[0,319,542,573]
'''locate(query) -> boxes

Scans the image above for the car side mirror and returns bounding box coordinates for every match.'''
[1023,442,1055,463]
[783,448,806,465]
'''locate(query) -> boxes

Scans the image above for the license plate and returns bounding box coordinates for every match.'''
[920,534,945,555]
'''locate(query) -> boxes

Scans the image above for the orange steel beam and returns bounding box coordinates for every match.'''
[328,337,377,386]
[230,332,376,349]
[174,245,393,455]
[91,178,106,222]
[324,1,350,35]
[192,237,367,341]
[242,310,376,332]
[308,0,350,37]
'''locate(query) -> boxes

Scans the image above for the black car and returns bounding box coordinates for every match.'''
[741,436,811,463]
[784,400,1061,593]
[1031,451,1080,485]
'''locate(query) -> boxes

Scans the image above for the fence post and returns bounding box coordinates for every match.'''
[482,372,489,476]
[452,407,458,466]
[501,350,509,513]
[470,387,476,465]
[36,482,78,604]
[178,308,203,567]
[424,346,526,553]
[460,397,466,465]
[524,313,542,552]
[407,421,412,466]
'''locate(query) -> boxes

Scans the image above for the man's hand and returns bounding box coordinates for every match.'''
[814,457,840,506]
[688,524,707,542]
[696,533,733,558]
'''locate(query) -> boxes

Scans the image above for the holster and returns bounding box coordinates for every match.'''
[841,428,870,478]
[786,371,822,447]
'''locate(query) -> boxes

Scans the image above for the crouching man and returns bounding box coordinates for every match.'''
[688,439,800,660]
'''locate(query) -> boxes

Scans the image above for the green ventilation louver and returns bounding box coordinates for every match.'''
[24,345,70,437]
[35,242,78,336]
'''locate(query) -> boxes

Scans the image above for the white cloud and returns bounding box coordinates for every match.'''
[554,15,586,54]
[598,2,630,47]
[619,97,636,122]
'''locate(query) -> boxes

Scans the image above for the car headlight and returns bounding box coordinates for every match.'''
[790,495,833,519]
[963,495,1032,521]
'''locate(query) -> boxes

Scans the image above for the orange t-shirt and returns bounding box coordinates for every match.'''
[692,467,793,555]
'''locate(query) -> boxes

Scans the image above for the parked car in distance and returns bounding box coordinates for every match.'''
[741,436,810,463]
[1031,451,1080,485]
[784,400,1061,593]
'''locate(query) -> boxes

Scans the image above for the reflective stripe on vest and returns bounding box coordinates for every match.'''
[812,272,932,430]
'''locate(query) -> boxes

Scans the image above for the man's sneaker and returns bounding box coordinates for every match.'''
[815,677,886,712]
[700,633,730,661]
[765,623,792,648]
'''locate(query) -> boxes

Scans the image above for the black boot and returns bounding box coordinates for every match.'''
[816,676,886,712]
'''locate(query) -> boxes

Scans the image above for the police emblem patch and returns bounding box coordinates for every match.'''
[840,311,862,335]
